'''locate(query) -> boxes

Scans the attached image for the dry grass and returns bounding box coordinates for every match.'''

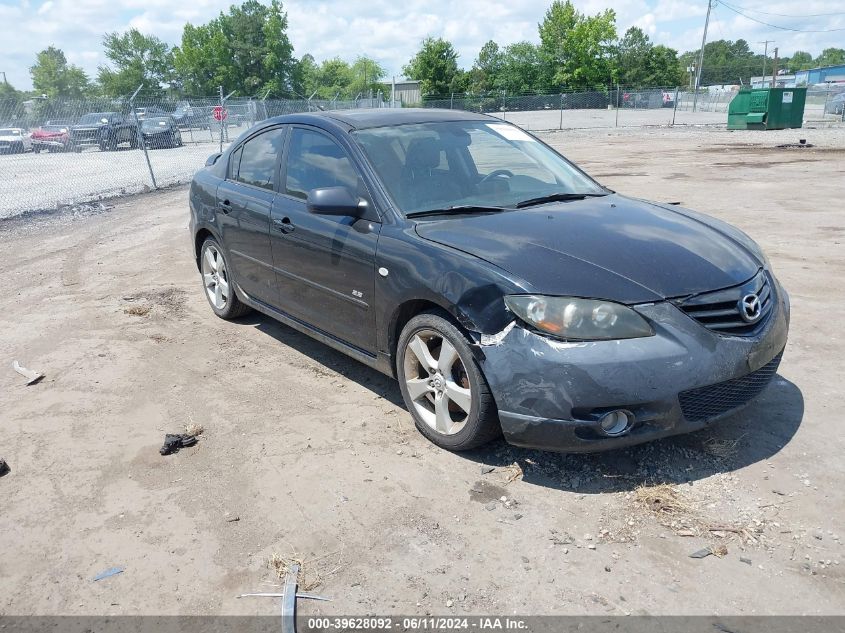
[124,305,151,317]
[702,434,745,460]
[634,483,695,516]
[185,422,204,437]
[269,549,344,592]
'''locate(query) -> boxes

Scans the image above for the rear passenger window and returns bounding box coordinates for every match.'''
[285,128,358,200]
[235,128,284,191]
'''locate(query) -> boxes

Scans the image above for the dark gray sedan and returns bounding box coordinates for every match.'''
[188,109,789,452]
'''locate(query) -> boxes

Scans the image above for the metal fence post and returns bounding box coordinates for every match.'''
[672,87,679,125]
[129,84,157,190]
[502,90,506,120]
[218,86,224,154]
[559,93,563,130]
[450,92,454,109]
[615,84,620,127]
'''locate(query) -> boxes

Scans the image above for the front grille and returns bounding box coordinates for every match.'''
[676,270,774,336]
[678,351,783,422]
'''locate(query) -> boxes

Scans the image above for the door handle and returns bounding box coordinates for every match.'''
[220,199,232,214]
[273,216,295,234]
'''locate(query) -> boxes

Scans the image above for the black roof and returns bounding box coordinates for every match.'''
[317,108,496,129]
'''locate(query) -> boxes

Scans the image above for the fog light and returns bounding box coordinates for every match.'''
[598,410,634,437]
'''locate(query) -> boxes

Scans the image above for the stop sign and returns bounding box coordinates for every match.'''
[213,105,228,121]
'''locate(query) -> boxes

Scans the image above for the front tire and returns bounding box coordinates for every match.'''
[199,238,252,320]
[396,312,500,451]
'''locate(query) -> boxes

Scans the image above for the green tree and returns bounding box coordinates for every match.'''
[678,39,762,85]
[616,27,651,86]
[30,46,92,98]
[496,42,543,93]
[815,48,845,67]
[349,56,386,98]
[469,40,502,93]
[538,0,617,90]
[403,37,460,96]
[0,79,20,103]
[646,45,683,86]
[98,29,174,96]
[173,0,295,97]
[787,50,813,73]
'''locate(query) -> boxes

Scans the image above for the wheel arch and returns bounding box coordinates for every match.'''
[387,298,474,378]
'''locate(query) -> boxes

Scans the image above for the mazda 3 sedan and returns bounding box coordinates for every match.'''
[189,109,789,452]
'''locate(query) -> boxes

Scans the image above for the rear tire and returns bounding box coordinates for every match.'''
[396,311,501,451]
[199,237,252,320]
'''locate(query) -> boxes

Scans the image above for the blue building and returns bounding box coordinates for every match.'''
[795,64,845,86]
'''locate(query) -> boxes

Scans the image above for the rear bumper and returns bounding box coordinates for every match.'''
[481,277,790,453]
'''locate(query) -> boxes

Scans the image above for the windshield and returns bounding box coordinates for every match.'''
[78,113,112,124]
[352,120,606,216]
[0,129,21,136]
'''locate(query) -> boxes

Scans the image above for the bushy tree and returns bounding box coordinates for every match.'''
[815,48,845,68]
[787,51,813,73]
[538,0,617,90]
[30,46,92,98]
[403,37,461,96]
[496,42,544,93]
[98,29,174,96]
[678,39,763,86]
[469,40,502,93]
[173,0,295,97]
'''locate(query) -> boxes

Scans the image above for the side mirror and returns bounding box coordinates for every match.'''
[306,187,362,217]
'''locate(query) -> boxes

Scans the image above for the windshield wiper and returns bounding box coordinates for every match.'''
[515,192,609,209]
[407,205,511,218]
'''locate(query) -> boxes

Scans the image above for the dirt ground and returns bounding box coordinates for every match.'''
[1,125,843,616]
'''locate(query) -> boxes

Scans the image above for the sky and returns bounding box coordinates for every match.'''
[1,0,844,91]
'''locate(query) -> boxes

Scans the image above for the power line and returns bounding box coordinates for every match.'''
[723,3,845,18]
[718,1,845,32]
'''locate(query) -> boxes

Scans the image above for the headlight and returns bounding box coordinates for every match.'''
[504,295,654,341]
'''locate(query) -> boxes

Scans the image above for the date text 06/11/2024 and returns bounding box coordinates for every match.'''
[305,617,528,630]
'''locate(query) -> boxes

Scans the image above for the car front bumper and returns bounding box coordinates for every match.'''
[479,277,790,452]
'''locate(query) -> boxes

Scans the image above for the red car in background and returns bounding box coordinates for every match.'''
[31,121,73,152]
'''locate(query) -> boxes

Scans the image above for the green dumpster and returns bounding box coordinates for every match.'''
[727,87,806,130]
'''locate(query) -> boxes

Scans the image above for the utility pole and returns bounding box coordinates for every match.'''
[0,71,7,84]
[758,41,774,86]
[772,47,779,88]
[692,0,715,112]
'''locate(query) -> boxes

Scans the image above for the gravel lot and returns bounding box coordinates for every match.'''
[1,125,844,616]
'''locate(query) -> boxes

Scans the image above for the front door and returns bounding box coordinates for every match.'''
[216,126,286,305]
[270,126,381,353]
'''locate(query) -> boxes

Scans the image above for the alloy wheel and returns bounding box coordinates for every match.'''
[201,244,230,310]
[403,329,472,435]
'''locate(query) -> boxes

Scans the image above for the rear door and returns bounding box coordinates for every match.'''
[269,125,381,352]
[216,126,287,305]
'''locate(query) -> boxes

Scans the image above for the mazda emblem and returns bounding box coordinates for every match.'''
[739,293,762,323]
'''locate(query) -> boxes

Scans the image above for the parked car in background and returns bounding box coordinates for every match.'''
[662,91,675,108]
[140,116,182,149]
[69,112,138,152]
[172,104,211,129]
[31,123,72,152]
[824,92,845,116]
[189,109,789,453]
[0,128,32,154]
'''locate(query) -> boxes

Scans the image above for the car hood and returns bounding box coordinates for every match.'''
[413,194,762,303]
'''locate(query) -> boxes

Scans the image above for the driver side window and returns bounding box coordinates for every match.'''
[285,128,358,200]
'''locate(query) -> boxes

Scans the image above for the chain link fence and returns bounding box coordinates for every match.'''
[0,94,391,219]
[2,85,843,219]
[418,85,845,131]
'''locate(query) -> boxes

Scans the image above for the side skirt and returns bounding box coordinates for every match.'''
[236,285,395,378]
